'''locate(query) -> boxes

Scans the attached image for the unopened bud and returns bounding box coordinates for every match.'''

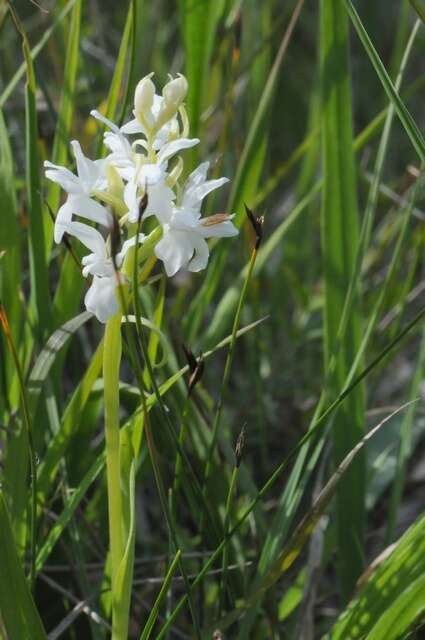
[156,75,188,130]
[134,75,155,122]
[163,74,188,109]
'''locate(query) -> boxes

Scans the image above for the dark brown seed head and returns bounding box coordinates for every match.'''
[244,204,264,250]
[235,425,246,468]
[182,344,204,395]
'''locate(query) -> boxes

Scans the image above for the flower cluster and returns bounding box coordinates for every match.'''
[45,74,238,322]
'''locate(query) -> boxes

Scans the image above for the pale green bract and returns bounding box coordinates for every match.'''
[44,73,238,322]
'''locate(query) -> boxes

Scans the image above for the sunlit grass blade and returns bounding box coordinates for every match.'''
[328,510,425,639]
[320,0,365,599]
[386,326,425,543]
[0,492,47,640]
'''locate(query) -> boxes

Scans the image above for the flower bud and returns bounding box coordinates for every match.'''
[134,74,155,122]
[162,74,188,109]
[155,74,188,130]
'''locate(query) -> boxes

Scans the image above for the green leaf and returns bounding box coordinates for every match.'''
[0,492,47,640]
[320,0,365,599]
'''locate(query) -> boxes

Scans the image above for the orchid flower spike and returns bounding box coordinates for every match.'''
[45,72,239,322]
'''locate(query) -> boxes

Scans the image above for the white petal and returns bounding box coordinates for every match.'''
[138,163,166,186]
[63,220,107,256]
[185,162,209,189]
[81,254,114,278]
[198,217,239,238]
[155,228,194,277]
[90,109,120,134]
[169,207,199,231]
[187,235,209,272]
[157,137,199,165]
[54,199,74,243]
[123,181,141,223]
[143,182,175,223]
[193,177,229,203]
[120,118,145,135]
[70,195,113,228]
[70,140,97,192]
[44,161,81,195]
[84,276,119,323]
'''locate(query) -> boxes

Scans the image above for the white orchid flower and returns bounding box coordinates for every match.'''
[44,140,111,242]
[154,162,238,277]
[91,109,199,185]
[62,220,145,322]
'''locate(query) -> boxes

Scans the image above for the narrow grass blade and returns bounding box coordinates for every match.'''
[45,0,82,255]
[35,453,104,573]
[37,338,103,501]
[0,0,77,109]
[213,402,416,632]
[410,0,425,22]
[0,108,21,411]
[139,550,182,640]
[0,492,47,640]
[27,311,92,417]
[320,0,365,599]
[179,0,223,140]
[344,0,425,163]
[157,306,425,637]
[7,7,52,338]
[185,0,304,342]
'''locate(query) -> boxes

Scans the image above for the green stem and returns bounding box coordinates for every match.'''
[103,311,124,636]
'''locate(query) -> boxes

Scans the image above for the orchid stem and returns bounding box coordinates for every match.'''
[103,310,124,638]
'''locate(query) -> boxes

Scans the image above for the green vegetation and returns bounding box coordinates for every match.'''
[1,1,425,638]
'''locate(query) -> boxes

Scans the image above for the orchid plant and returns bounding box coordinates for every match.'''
[45,73,238,322]
[44,73,238,639]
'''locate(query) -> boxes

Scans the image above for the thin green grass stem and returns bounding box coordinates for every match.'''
[201,246,258,528]
[219,464,239,617]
